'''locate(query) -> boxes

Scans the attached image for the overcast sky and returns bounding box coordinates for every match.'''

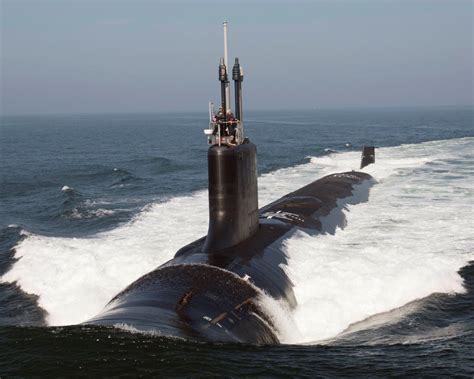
[1,0,472,115]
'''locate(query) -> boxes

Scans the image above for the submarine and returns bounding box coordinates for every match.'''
[85,22,375,344]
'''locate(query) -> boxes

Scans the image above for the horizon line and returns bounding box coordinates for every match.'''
[1,104,473,118]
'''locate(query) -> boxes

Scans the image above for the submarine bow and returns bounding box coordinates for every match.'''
[85,22,375,344]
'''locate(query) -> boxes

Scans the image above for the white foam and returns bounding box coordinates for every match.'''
[279,138,473,343]
[258,293,302,344]
[1,138,473,344]
[2,194,210,325]
[68,208,116,219]
[112,323,163,337]
[61,185,72,192]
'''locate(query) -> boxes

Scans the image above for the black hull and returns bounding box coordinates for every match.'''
[85,171,373,344]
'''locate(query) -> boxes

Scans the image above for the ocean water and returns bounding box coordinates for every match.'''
[0,108,473,376]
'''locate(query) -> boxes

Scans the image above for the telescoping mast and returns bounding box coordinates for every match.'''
[205,21,245,146]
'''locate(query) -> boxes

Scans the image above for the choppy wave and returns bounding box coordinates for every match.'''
[66,208,116,219]
[124,156,191,176]
[1,138,473,345]
[327,264,474,347]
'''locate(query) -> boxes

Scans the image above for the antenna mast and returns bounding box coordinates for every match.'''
[223,21,231,114]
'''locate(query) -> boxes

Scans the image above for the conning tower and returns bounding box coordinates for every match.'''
[203,22,258,253]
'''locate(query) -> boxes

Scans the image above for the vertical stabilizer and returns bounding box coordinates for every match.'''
[361,146,375,169]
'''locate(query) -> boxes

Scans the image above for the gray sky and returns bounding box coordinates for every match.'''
[1,0,472,115]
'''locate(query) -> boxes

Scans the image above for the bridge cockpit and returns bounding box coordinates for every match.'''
[205,104,244,146]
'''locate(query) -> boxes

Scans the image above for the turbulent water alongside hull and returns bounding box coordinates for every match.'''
[85,170,372,343]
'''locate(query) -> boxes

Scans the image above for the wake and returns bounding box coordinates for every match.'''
[2,138,473,344]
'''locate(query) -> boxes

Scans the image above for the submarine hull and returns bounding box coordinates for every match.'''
[85,170,373,343]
